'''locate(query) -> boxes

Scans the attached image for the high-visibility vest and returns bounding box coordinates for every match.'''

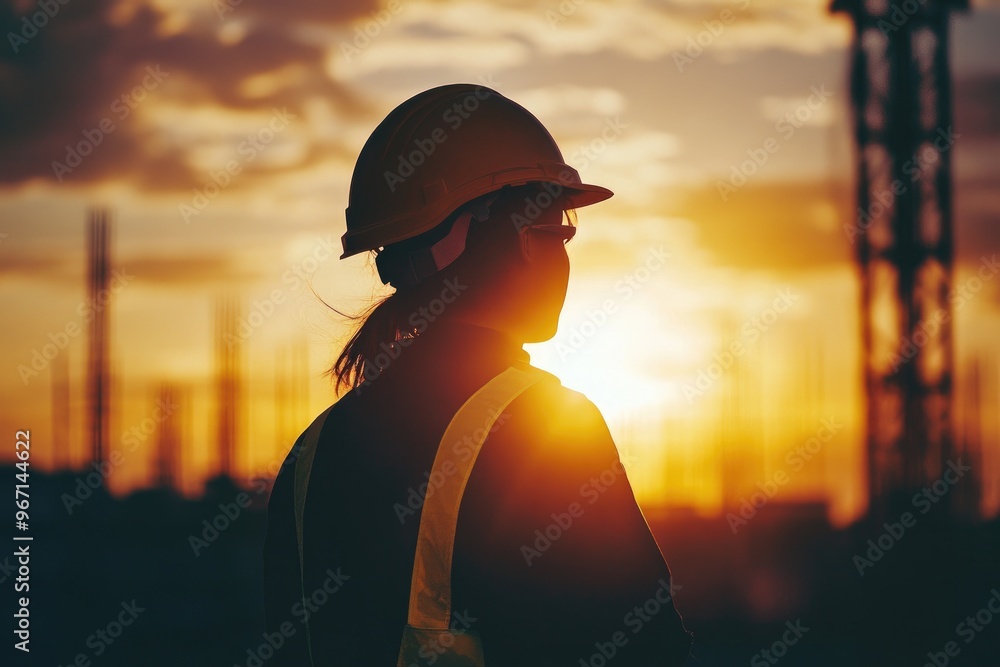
[293,364,558,666]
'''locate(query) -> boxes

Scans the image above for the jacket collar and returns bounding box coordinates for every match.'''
[411,319,530,367]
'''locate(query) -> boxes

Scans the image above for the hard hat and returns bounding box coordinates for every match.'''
[340,83,614,262]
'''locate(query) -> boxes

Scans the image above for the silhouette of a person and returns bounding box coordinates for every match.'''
[264,84,693,666]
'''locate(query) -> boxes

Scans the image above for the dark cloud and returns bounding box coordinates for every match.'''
[0,0,371,191]
[227,0,381,24]
[0,248,80,285]
[120,251,267,287]
[0,243,264,288]
[955,74,1000,141]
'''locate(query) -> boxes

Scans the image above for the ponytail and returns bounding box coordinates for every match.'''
[328,291,411,392]
[327,185,539,391]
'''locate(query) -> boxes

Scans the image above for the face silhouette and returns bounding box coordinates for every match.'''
[441,185,575,345]
[516,204,571,342]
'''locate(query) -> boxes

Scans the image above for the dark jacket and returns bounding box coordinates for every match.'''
[263,320,693,666]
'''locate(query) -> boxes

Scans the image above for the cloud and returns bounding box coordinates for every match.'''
[210,0,380,24]
[513,84,627,122]
[652,174,999,278]
[0,248,80,286]
[122,251,268,287]
[758,93,839,127]
[0,0,368,191]
[558,126,698,209]
[0,243,265,289]
[667,179,856,272]
[562,179,858,278]
[389,0,848,63]
[326,33,531,80]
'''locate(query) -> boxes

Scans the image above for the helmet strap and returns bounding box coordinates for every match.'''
[376,194,496,287]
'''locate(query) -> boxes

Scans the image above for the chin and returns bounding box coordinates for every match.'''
[523,317,559,344]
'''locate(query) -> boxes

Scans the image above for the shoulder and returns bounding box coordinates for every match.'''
[503,368,618,465]
[519,374,606,423]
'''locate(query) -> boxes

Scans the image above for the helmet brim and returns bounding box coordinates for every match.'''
[560,182,614,209]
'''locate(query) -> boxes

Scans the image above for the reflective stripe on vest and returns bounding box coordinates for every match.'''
[293,404,334,667]
[292,364,556,666]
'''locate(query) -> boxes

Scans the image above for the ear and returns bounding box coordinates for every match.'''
[517,226,535,266]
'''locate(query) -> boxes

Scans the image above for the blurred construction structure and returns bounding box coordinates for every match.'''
[86,208,113,475]
[274,338,311,464]
[214,294,244,479]
[831,0,976,518]
[154,382,183,489]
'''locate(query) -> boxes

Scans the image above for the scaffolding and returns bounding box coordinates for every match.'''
[831,0,971,516]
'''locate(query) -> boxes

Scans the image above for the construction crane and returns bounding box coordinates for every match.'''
[830,0,972,517]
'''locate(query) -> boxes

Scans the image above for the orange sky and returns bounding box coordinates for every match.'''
[2,0,999,525]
